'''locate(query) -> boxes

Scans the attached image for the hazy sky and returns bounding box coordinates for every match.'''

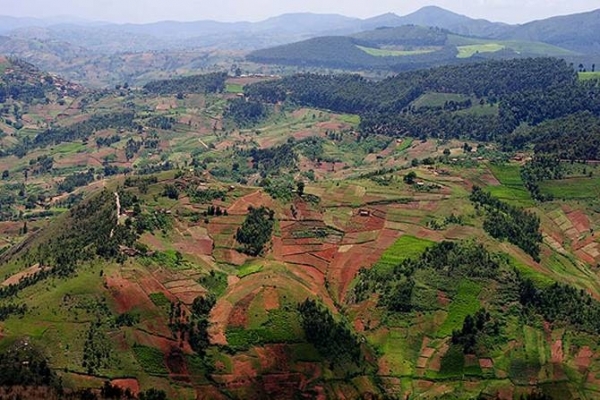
[3,0,599,24]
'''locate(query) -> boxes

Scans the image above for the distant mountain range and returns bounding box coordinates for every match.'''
[1,6,599,53]
[1,6,599,87]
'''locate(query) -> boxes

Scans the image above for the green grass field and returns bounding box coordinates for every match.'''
[237,263,264,278]
[579,71,600,81]
[373,235,434,274]
[411,92,470,109]
[225,83,244,93]
[487,163,533,206]
[457,44,505,58]
[132,345,169,375]
[356,46,436,57]
[437,280,481,337]
[539,176,600,199]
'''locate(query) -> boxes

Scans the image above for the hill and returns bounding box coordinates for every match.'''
[247,25,577,72]
[497,8,600,54]
[1,58,600,398]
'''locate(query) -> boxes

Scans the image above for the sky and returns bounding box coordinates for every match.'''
[3,0,599,24]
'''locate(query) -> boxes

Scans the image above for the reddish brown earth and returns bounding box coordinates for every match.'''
[567,210,591,234]
[575,346,594,370]
[228,191,275,215]
[210,299,234,345]
[263,287,280,311]
[109,379,140,396]
[106,273,155,313]
[228,291,256,328]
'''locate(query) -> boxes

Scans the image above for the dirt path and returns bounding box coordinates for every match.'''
[198,139,209,149]
[111,192,121,238]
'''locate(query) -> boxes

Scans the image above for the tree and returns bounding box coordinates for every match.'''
[404,171,417,184]
[296,181,305,197]
[139,389,167,400]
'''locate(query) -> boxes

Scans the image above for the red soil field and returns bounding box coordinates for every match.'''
[109,379,140,396]
[209,299,234,345]
[263,287,280,311]
[228,291,257,328]
[227,191,275,215]
[567,210,591,234]
[106,273,155,313]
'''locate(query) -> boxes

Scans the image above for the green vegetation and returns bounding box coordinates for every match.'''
[457,43,505,58]
[298,299,362,365]
[235,206,275,256]
[372,235,434,274]
[471,186,542,261]
[133,345,168,375]
[357,46,436,57]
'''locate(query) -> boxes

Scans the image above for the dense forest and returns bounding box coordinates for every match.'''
[246,58,600,144]
[470,186,542,260]
[235,206,275,256]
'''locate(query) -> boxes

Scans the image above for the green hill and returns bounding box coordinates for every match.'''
[248,25,577,71]
[1,59,600,399]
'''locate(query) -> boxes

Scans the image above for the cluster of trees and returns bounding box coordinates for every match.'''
[470,186,542,261]
[520,156,563,201]
[524,112,600,161]
[519,278,600,335]
[95,134,121,148]
[82,321,112,374]
[31,112,138,150]
[57,170,95,194]
[297,299,362,364]
[224,98,268,127]
[147,115,176,130]
[246,58,600,143]
[0,343,59,387]
[29,155,54,175]
[238,143,298,177]
[354,240,501,312]
[143,72,227,95]
[0,304,27,321]
[205,205,227,217]
[235,206,275,256]
[187,294,216,356]
[451,309,500,354]
[187,188,226,204]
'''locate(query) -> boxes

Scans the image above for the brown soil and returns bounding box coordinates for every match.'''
[575,346,594,370]
[263,286,280,311]
[2,264,47,287]
[567,210,591,234]
[228,291,257,328]
[106,273,155,314]
[228,191,274,215]
[479,358,494,369]
[209,299,234,345]
[437,290,451,307]
[109,379,140,396]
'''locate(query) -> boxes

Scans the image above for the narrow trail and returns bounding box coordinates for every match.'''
[111,192,121,238]
[198,139,209,149]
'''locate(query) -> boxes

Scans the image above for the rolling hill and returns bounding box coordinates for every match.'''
[247,25,578,72]
[0,57,600,398]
